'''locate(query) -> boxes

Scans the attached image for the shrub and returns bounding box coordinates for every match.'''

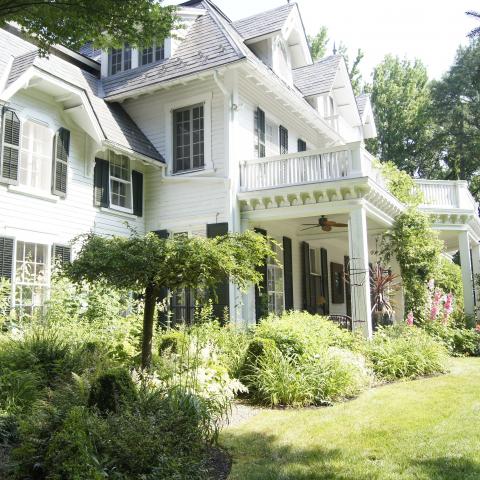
[365,325,448,381]
[239,337,277,384]
[255,311,359,357]
[159,331,188,355]
[424,322,480,356]
[44,406,103,480]
[88,367,138,414]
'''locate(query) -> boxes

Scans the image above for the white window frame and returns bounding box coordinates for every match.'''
[109,152,133,214]
[267,242,284,315]
[13,240,51,316]
[165,93,212,175]
[109,44,133,75]
[19,119,53,194]
[139,40,165,66]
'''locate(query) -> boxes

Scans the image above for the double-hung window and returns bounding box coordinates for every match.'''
[279,125,288,154]
[173,104,204,173]
[140,41,165,66]
[109,44,132,75]
[20,120,53,192]
[267,243,284,315]
[15,241,49,316]
[109,153,132,211]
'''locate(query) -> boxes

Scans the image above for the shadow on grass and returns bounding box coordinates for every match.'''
[223,431,480,480]
[412,457,480,480]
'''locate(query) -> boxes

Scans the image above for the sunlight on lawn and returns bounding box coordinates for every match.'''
[222,358,480,480]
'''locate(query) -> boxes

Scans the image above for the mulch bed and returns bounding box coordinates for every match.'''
[206,446,232,480]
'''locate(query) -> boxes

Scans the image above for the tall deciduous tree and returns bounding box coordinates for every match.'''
[429,40,480,198]
[367,55,437,177]
[0,0,178,55]
[466,10,480,38]
[308,26,329,61]
[65,231,274,369]
[337,42,364,96]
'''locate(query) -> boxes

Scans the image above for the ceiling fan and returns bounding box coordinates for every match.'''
[301,215,348,232]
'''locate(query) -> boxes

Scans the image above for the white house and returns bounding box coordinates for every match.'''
[0,1,479,335]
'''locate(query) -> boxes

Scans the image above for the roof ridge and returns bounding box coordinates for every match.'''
[202,1,246,59]
[232,2,295,25]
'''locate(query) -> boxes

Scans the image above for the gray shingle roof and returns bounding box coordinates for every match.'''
[79,42,102,62]
[356,93,369,117]
[4,39,163,162]
[292,55,342,97]
[232,3,295,40]
[102,5,245,99]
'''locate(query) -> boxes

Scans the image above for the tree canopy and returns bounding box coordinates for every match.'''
[1,0,178,55]
[367,55,436,177]
[65,231,275,368]
[308,26,329,61]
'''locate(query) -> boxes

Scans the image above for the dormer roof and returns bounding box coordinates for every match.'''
[356,93,369,117]
[3,45,164,162]
[292,55,343,97]
[232,3,295,40]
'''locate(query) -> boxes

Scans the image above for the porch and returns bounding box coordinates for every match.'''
[236,147,480,332]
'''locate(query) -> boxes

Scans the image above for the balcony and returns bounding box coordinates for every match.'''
[239,143,385,193]
[415,180,479,213]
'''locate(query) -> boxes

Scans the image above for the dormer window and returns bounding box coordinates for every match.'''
[140,41,165,66]
[109,44,132,75]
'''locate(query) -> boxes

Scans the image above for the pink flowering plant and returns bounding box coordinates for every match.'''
[427,280,455,325]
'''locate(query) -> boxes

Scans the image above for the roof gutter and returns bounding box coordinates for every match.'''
[102,140,165,168]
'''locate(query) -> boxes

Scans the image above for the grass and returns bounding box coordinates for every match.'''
[221,358,480,480]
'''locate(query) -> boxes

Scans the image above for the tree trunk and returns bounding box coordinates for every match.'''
[141,283,157,369]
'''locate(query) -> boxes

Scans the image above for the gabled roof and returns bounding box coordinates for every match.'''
[3,38,163,162]
[103,3,246,99]
[79,42,102,63]
[232,3,295,40]
[292,55,343,97]
[356,93,369,117]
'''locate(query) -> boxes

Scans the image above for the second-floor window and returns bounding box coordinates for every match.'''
[0,109,70,197]
[109,153,132,210]
[173,104,204,173]
[298,139,307,152]
[279,125,288,154]
[140,41,165,66]
[109,44,132,75]
[254,107,266,158]
[20,120,52,192]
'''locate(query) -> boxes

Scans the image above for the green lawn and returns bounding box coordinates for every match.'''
[221,358,480,480]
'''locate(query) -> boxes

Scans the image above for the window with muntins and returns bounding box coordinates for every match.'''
[254,107,266,158]
[109,153,132,210]
[267,243,284,315]
[279,125,288,154]
[140,41,165,66]
[15,241,49,315]
[297,139,307,152]
[173,104,204,173]
[109,44,132,75]
[20,120,52,192]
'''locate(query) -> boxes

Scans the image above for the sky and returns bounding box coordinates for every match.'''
[174,0,478,82]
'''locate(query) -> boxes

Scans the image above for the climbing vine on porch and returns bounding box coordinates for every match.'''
[375,160,424,206]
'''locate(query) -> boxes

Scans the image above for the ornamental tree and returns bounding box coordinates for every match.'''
[1,0,178,55]
[65,230,274,368]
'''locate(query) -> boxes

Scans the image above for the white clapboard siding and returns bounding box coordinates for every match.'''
[1,91,147,248]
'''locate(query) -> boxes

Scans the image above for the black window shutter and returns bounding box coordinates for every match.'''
[297,139,307,152]
[1,109,20,184]
[283,237,293,311]
[320,247,329,315]
[52,127,70,197]
[279,125,288,154]
[93,158,109,207]
[301,241,311,312]
[207,222,230,323]
[254,228,268,323]
[255,108,266,158]
[132,170,143,217]
[0,237,14,280]
[53,245,71,266]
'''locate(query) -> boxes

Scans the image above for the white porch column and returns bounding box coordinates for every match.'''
[459,231,475,316]
[348,206,373,337]
[470,240,480,318]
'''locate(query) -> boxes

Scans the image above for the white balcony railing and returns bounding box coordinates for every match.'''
[415,179,479,212]
[239,145,377,192]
